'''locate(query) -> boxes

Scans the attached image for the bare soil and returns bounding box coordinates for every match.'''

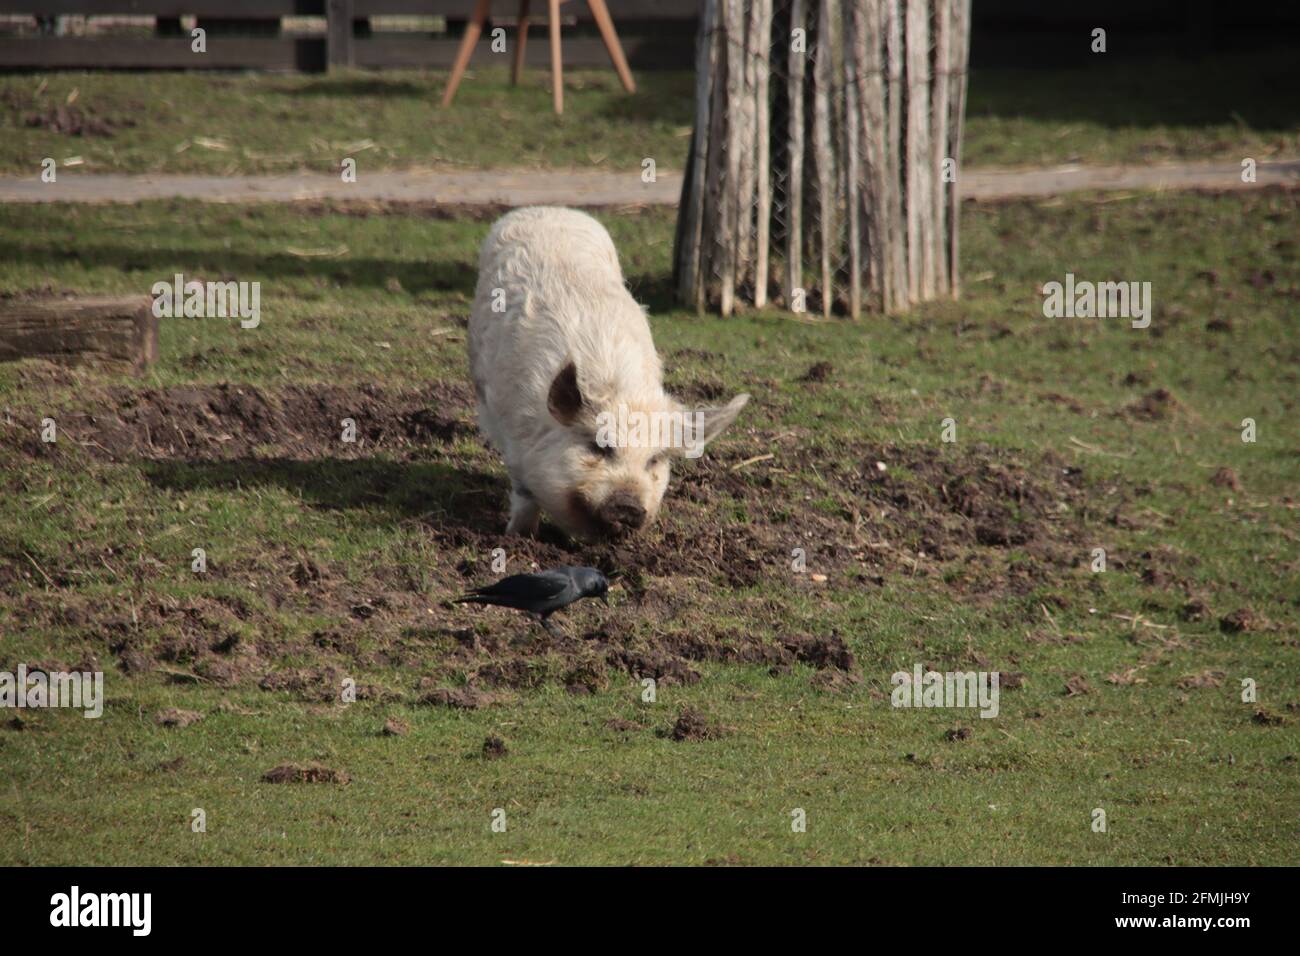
[1,381,1117,706]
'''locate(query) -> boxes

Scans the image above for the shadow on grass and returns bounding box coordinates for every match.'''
[0,240,477,296]
[967,50,1300,131]
[143,457,508,534]
[271,77,433,98]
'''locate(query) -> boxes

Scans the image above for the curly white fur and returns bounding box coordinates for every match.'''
[468,207,748,539]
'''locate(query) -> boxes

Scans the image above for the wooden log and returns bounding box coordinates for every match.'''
[905,0,932,302]
[856,0,887,313]
[753,0,773,308]
[883,0,905,312]
[674,0,718,309]
[734,0,761,294]
[842,1,861,319]
[0,296,158,374]
[785,0,806,312]
[930,0,950,296]
[699,6,729,311]
[947,0,971,298]
[812,0,833,319]
[718,0,746,317]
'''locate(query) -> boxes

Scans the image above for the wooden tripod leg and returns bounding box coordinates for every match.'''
[512,0,531,85]
[440,0,491,107]
[548,0,563,114]
[586,0,635,93]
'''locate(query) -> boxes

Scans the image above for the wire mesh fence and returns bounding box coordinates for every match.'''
[674,0,972,319]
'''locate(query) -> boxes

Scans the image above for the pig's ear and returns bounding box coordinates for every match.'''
[686,392,751,451]
[547,361,586,426]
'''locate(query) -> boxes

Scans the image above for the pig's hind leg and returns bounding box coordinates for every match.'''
[506,485,541,537]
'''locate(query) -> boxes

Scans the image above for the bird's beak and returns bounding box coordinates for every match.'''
[599,594,609,606]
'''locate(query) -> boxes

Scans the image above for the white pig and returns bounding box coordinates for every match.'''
[468,207,749,540]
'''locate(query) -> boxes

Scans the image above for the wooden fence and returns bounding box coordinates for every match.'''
[0,1,700,71]
[674,0,972,319]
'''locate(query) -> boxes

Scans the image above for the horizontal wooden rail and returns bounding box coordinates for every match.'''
[0,33,693,69]
[0,0,700,18]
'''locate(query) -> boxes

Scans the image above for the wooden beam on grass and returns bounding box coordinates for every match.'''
[0,296,158,374]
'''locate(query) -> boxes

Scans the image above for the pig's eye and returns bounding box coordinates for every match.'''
[648,453,667,470]
[587,440,615,460]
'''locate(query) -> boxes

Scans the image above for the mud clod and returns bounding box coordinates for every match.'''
[1220,608,1257,634]
[1176,670,1225,689]
[1064,675,1092,697]
[382,717,410,737]
[1209,467,1242,491]
[798,361,834,383]
[604,718,644,732]
[668,707,727,742]
[419,686,498,709]
[482,735,508,759]
[24,105,134,137]
[1125,388,1181,421]
[155,707,203,728]
[261,763,351,784]
[810,670,862,693]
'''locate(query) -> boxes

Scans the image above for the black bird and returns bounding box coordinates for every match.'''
[455,566,613,632]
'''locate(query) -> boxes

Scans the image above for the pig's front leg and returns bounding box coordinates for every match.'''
[506,485,540,537]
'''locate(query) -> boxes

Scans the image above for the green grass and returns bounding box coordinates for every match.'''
[2,47,1298,176]
[0,189,1297,865]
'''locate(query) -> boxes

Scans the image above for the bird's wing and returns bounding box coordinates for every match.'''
[465,570,572,603]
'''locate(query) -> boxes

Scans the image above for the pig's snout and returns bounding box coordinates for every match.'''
[598,491,647,537]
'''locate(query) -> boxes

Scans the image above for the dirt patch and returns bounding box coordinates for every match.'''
[1064,674,1093,697]
[1124,388,1182,421]
[5,382,474,463]
[419,686,499,709]
[604,717,644,732]
[798,361,834,383]
[1,381,1106,710]
[258,667,387,704]
[1252,709,1287,727]
[1176,670,1225,689]
[381,717,409,737]
[810,670,862,693]
[261,762,350,784]
[1210,467,1242,491]
[23,104,135,138]
[1220,608,1259,634]
[667,707,728,742]
[155,707,203,728]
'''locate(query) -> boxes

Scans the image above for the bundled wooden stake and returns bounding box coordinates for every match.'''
[753,0,773,307]
[674,0,971,317]
[784,0,807,312]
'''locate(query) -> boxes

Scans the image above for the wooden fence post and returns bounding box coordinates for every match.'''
[327,0,355,70]
[674,0,971,318]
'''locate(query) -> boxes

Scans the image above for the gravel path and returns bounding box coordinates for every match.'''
[2,159,1296,206]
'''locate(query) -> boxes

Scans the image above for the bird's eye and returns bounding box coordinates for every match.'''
[588,440,615,459]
